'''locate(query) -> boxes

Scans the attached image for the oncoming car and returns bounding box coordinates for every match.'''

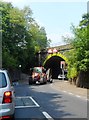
[29,67,47,85]
[0,69,15,120]
[58,74,66,80]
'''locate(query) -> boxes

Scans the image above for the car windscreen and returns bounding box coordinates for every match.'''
[33,67,42,73]
[0,72,7,88]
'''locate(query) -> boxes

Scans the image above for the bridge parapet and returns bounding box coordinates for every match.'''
[47,44,73,53]
[36,44,73,66]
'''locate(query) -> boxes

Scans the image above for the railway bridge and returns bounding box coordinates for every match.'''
[37,44,73,79]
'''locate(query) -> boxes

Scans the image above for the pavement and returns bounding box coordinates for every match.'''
[52,79,88,100]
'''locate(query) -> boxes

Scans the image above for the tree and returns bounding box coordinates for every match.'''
[63,13,89,88]
[1,1,19,69]
[1,1,50,73]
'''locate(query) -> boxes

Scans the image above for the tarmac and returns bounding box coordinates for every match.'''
[18,78,88,100]
[52,79,88,100]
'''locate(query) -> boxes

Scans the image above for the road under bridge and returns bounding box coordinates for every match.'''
[37,44,72,79]
[43,52,68,79]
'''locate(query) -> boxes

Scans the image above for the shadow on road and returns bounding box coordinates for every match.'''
[14,82,87,119]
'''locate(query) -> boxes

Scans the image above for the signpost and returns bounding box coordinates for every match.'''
[60,61,65,81]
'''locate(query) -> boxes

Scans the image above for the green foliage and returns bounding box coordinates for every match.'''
[1,1,50,72]
[65,49,78,79]
[2,49,18,68]
[72,14,89,71]
[67,67,77,79]
[64,13,89,79]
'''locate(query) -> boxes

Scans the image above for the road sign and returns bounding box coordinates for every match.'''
[60,61,65,69]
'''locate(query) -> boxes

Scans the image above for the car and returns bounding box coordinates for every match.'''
[58,74,66,80]
[58,74,68,80]
[0,69,15,120]
[29,67,47,85]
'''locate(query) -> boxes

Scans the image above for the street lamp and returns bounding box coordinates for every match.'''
[19,64,21,80]
[19,65,21,68]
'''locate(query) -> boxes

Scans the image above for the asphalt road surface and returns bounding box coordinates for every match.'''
[14,81,88,120]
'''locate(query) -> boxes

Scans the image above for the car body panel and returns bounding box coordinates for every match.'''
[58,74,68,80]
[0,69,15,117]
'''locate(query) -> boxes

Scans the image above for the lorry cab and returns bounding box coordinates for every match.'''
[29,67,47,85]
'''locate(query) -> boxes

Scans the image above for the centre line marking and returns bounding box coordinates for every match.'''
[42,111,53,119]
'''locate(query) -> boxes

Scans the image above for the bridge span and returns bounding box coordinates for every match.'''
[38,44,73,79]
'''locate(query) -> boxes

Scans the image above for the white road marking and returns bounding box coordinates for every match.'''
[42,111,53,119]
[15,96,40,108]
[16,96,28,98]
[85,98,88,101]
[67,92,88,100]
[76,95,81,98]
[15,105,38,108]
[65,92,88,101]
[69,92,73,95]
[30,96,40,107]
[63,91,67,93]
[51,84,88,101]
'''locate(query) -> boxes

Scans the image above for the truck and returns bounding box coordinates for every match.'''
[29,67,47,85]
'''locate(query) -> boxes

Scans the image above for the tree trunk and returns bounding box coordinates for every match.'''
[72,77,77,85]
[76,70,89,89]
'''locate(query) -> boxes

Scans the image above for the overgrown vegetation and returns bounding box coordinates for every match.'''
[63,13,89,88]
[1,1,89,88]
[1,1,50,73]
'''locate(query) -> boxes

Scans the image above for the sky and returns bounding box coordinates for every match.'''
[2,0,88,47]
